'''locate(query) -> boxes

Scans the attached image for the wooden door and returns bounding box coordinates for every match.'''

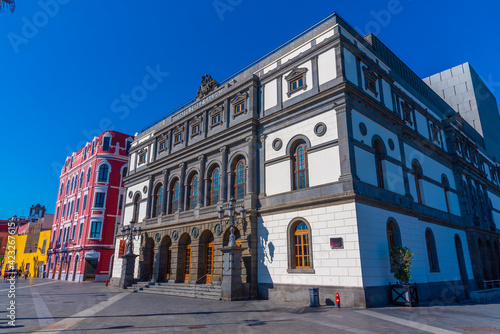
[184,245,191,283]
[205,242,214,284]
[165,246,171,281]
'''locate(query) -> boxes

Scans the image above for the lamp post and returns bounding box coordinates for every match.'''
[121,220,141,256]
[117,220,141,289]
[217,197,246,246]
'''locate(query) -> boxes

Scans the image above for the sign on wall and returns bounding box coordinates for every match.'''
[330,237,343,249]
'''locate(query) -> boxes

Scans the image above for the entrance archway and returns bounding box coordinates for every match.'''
[177,233,191,283]
[158,236,172,282]
[199,230,215,284]
[66,255,72,281]
[141,238,155,281]
[72,255,79,281]
[455,235,469,298]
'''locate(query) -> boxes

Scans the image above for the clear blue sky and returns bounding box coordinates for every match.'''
[1,0,499,218]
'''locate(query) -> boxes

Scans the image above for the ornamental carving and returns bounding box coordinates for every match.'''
[196,74,219,100]
[429,122,441,144]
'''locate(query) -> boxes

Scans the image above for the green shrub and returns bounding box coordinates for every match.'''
[390,246,413,285]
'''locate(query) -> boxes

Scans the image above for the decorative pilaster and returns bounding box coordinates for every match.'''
[336,105,358,183]
[178,163,186,211]
[145,176,153,219]
[259,135,267,196]
[198,155,206,207]
[161,169,169,215]
[246,135,257,195]
[220,146,228,202]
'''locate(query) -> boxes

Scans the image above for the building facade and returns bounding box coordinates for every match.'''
[111,14,500,307]
[1,206,53,277]
[47,131,133,282]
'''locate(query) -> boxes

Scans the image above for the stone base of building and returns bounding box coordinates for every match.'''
[258,280,473,308]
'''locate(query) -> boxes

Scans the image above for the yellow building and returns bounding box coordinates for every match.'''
[1,224,51,278]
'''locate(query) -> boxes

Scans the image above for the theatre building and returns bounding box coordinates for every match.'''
[47,131,133,282]
[111,14,500,306]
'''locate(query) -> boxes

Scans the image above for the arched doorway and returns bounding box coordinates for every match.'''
[142,238,155,282]
[199,231,215,284]
[177,233,192,283]
[455,235,469,299]
[72,255,79,281]
[66,255,72,281]
[158,236,172,282]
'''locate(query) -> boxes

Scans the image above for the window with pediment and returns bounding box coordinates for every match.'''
[173,126,184,146]
[401,100,413,125]
[158,134,168,152]
[231,92,248,118]
[430,122,441,144]
[362,66,378,97]
[137,148,147,165]
[191,116,202,137]
[209,105,223,129]
[285,67,308,97]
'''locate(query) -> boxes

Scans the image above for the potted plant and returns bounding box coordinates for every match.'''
[389,246,419,306]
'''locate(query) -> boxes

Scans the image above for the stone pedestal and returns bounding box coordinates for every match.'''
[221,246,247,301]
[118,254,138,289]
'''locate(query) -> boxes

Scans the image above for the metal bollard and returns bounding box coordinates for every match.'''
[309,287,320,307]
[335,292,340,308]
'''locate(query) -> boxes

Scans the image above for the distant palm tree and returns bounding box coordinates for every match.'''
[0,0,15,13]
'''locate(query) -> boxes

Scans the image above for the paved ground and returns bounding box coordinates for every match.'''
[0,278,499,333]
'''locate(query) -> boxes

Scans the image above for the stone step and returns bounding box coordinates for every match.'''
[132,287,221,300]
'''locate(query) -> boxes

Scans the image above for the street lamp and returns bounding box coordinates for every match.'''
[121,220,141,256]
[217,197,246,247]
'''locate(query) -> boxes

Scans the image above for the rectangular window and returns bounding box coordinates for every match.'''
[83,147,87,160]
[174,133,182,143]
[41,239,47,255]
[103,136,110,151]
[289,77,304,92]
[159,141,166,151]
[71,224,76,240]
[82,195,88,211]
[89,221,102,239]
[235,102,245,114]
[91,141,95,154]
[76,198,80,213]
[119,194,124,210]
[138,153,146,164]
[95,192,105,208]
[192,124,200,135]
[62,204,66,218]
[70,201,74,215]
[79,222,84,240]
[211,114,220,125]
[56,207,60,220]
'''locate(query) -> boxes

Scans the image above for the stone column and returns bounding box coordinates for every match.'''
[145,176,154,219]
[179,163,186,211]
[198,155,206,207]
[161,169,169,215]
[220,246,247,301]
[152,247,161,282]
[246,135,257,195]
[220,146,228,202]
[169,241,179,283]
[189,238,200,284]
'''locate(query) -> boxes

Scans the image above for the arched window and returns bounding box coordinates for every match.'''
[153,184,163,217]
[133,194,141,223]
[373,139,385,188]
[65,180,70,195]
[122,167,128,182]
[209,167,220,206]
[387,219,402,271]
[170,180,180,214]
[425,228,440,272]
[98,164,109,182]
[442,175,450,213]
[412,161,423,204]
[234,158,246,200]
[86,167,91,185]
[79,172,84,189]
[188,173,199,210]
[60,183,64,197]
[292,141,309,190]
[291,221,311,269]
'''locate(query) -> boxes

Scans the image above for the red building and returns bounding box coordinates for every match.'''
[47,131,133,282]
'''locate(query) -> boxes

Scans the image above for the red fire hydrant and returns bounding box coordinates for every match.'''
[335,292,340,308]
[106,278,109,286]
